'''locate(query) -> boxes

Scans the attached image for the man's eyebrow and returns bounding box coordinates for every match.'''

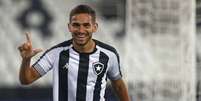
[71,22,90,25]
[71,22,79,24]
[83,23,90,25]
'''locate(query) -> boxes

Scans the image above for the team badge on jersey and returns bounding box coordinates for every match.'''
[93,62,104,75]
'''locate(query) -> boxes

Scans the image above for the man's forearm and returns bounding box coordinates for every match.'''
[116,83,130,101]
[19,58,33,85]
[112,79,130,101]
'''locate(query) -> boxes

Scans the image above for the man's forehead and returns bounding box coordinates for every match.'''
[71,20,91,24]
[71,13,93,22]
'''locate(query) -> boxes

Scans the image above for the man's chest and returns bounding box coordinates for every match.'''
[57,50,110,80]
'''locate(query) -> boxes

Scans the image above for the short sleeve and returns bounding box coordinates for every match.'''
[32,49,56,76]
[107,52,122,80]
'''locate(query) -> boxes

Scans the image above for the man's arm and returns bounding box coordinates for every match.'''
[19,58,41,85]
[111,79,130,101]
[18,32,42,85]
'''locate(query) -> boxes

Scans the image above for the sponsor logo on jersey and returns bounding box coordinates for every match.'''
[63,63,69,70]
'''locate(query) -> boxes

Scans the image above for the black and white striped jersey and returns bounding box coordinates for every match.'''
[33,39,122,101]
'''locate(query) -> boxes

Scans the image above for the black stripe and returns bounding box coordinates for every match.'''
[76,54,90,101]
[33,39,72,67]
[59,50,70,101]
[93,51,109,101]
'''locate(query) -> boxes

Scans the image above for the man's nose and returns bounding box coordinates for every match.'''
[78,25,85,33]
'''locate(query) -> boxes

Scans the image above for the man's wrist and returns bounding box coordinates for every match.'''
[22,58,31,63]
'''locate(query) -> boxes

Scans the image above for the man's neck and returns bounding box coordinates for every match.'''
[73,40,95,53]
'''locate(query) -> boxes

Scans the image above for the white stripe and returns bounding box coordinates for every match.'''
[33,63,46,76]
[68,48,80,101]
[53,48,62,101]
[100,74,107,101]
[85,50,100,101]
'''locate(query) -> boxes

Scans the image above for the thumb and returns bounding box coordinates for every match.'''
[32,48,43,56]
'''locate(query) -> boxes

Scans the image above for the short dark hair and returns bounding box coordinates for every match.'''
[69,4,96,23]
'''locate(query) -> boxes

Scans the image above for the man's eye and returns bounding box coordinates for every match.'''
[72,23,80,27]
[83,23,91,28]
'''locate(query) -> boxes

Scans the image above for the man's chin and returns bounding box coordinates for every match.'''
[73,38,91,46]
[75,41,87,46]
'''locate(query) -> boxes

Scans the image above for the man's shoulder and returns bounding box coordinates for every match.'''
[94,39,118,55]
[47,39,72,52]
[52,39,72,48]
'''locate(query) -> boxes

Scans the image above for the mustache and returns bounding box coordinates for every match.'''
[72,32,89,35]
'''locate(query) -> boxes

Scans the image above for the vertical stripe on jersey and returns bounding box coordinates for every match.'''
[93,51,109,101]
[59,50,69,101]
[76,54,90,101]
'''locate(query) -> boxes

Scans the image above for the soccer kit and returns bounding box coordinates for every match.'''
[33,39,122,101]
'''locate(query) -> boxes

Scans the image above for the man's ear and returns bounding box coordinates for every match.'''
[68,23,71,32]
[93,23,98,32]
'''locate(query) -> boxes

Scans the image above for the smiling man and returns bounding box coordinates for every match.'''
[18,4,130,101]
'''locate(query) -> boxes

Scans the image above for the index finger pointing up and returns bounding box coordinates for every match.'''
[25,32,32,44]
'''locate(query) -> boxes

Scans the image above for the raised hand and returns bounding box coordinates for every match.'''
[18,32,43,59]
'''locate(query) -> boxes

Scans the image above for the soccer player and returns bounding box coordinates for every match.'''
[18,4,130,101]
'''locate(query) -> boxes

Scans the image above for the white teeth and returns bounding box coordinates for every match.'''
[77,35,85,38]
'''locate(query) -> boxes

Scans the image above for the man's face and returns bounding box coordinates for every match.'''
[68,13,97,46]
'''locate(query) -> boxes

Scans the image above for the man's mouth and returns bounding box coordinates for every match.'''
[76,33,86,38]
[76,36,85,41]
[74,32,88,41]
[77,35,85,38]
